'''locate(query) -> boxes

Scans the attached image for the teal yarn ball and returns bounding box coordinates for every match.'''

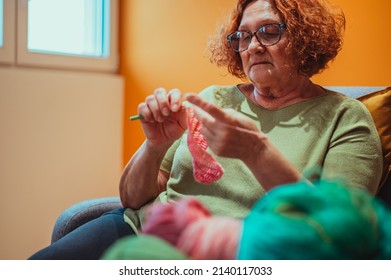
[238,179,391,260]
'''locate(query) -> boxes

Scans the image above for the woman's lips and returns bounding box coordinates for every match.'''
[252,61,271,66]
[250,61,272,69]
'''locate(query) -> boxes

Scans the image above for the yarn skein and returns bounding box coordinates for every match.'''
[177,216,241,260]
[142,197,240,259]
[238,179,391,260]
[103,180,391,260]
[142,198,210,246]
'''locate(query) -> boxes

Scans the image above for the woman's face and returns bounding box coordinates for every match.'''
[239,0,297,88]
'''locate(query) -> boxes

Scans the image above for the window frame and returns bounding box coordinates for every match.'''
[0,0,16,65]
[14,0,119,73]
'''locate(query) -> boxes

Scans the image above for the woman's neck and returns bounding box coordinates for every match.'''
[248,79,326,109]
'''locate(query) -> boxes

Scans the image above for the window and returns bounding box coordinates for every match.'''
[27,0,109,58]
[0,0,15,64]
[0,0,118,72]
[0,0,4,47]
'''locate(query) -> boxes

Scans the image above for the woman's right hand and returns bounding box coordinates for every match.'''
[138,88,187,149]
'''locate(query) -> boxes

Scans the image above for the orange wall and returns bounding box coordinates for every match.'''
[120,0,391,164]
[312,0,391,85]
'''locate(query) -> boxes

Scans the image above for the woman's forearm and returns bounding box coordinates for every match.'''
[119,140,169,209]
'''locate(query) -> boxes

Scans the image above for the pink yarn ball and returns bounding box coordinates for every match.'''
[177,216,241,260]
[141,198,210,246]
[141,197,242,259]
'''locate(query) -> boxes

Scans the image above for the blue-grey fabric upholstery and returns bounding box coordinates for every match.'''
[51,86,389,244]
[51,197,122,243]
[325,86,386,98]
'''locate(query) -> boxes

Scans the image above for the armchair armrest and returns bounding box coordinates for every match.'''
[51,196,122,244]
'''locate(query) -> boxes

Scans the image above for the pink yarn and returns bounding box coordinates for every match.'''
[141,197,241,260]
[141,198,210,246]
[187,107,224,184]
[177,216,241,260]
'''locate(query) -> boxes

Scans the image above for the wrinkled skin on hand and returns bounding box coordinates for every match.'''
[186,94,265,162]
[138,88,188,149]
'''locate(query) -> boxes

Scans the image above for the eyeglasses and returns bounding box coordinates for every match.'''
[227,23,286,52]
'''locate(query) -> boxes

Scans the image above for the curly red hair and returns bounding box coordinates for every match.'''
[208,0,346,79]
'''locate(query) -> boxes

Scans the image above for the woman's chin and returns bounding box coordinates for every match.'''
[249,73,274,87]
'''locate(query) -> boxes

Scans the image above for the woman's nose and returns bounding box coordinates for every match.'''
[247,35,266,53]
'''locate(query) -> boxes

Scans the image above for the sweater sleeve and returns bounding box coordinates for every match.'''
[322,99,383,194]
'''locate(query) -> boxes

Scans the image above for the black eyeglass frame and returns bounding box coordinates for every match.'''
[227,23,286,52]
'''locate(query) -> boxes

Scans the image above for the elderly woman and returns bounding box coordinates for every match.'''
[120,0,381,219]
[29,0,383,260]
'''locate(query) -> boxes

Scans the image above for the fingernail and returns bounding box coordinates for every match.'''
[162,108,170,116]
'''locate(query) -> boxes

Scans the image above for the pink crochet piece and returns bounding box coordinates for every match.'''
[187,107,224,184]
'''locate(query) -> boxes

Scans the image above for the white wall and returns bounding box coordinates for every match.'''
[0,67,124,259]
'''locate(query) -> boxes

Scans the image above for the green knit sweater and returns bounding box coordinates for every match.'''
[124,85,383,233]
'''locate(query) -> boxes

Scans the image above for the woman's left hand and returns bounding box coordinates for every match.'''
[186,94,267,162]
[186,94,302,190]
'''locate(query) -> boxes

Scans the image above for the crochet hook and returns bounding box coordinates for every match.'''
[129,106,188,121]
